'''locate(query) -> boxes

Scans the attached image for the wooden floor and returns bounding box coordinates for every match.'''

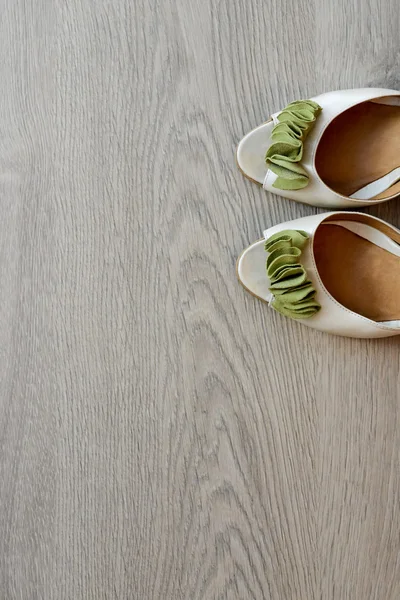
[1,0,400,598]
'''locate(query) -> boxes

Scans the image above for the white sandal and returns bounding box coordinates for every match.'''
[237,212,400,338]
[237,88,400,208]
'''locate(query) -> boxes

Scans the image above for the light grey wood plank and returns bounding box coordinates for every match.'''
[0,0,400,598]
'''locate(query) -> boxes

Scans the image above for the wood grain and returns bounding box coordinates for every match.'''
[0,0,400,598]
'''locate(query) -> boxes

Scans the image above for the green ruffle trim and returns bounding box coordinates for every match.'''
[265,229,321,320]
[265,100,322,190]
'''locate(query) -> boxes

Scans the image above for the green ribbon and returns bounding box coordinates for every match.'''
[265,229,320,319]
[265,100,322,190]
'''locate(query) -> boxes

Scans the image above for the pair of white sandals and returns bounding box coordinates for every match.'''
[236,88,400,338]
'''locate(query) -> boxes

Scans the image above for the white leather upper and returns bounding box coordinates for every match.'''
[237,88,400,208]
[350,166,400,199]
[237,211,400,338]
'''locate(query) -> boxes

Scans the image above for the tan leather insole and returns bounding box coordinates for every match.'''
[314,224,400,321]
[315,101,400,198]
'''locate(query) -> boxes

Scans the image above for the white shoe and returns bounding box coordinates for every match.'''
[237,89,400,208]
[237,212,400,338]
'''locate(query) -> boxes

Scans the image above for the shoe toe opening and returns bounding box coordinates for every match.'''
[237,239,271,302]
